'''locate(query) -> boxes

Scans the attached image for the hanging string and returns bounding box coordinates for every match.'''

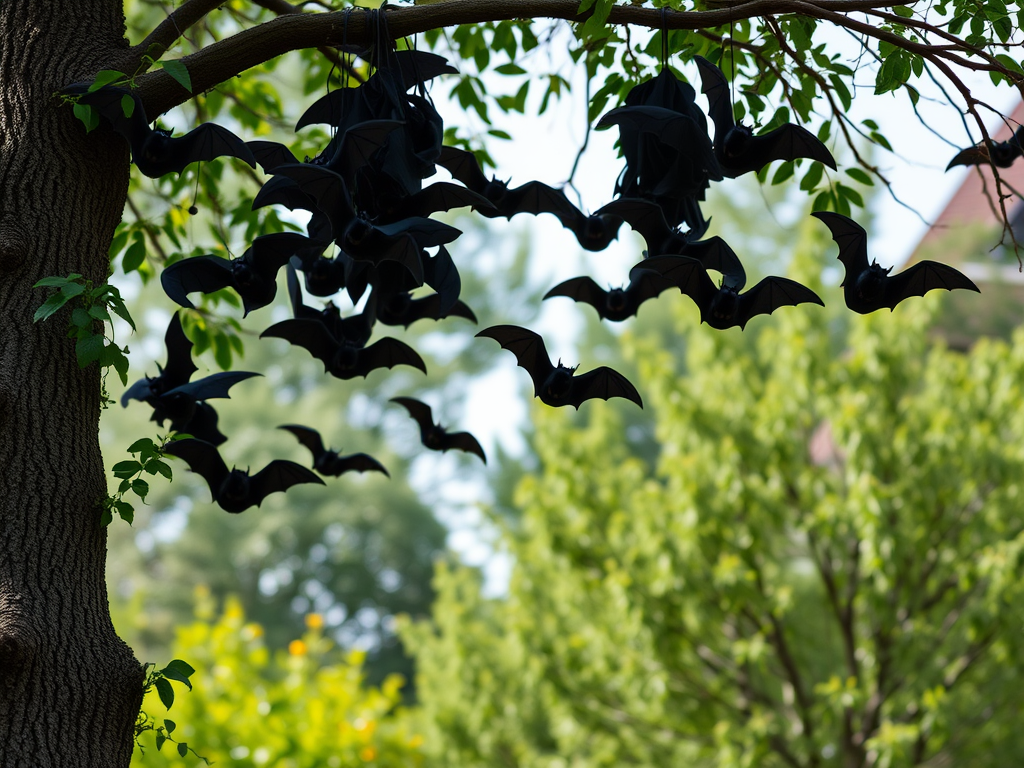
[660,7,669,70]
[188,165,201,215]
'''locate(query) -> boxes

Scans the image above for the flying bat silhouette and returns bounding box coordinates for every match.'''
[389,397,486,462]
[543,268,675,322]
[146,371,262,445]
[812,212,979,313]
[694,57,837,179]
[161,232,311,316]
[945,125,1024,170]
[261,318,426,380]
[436,146,578,222]
[66,85,255,178]
[641,255,823,330]
[553,204,625,252]
[476,325,642,409]
[120,313,197,407]
[278,425,389,478]
[164,438,324,513]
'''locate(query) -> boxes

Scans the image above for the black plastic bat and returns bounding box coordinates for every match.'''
[389,397,486,462]
[66,85,255,178]
[695,56,836,179]
[436,146,578,222]
[945,126,1024,170]
[554,204,624,252]
[543,268,674,322]
[148,371,262,445]
[278,425,389,478]
[641,255,823,330]
[261,318,426,380]
[161,232,311,316]
[812,212,979,313]
[476,325,642,409]
[121,313,198,406]
[164,438,324,514]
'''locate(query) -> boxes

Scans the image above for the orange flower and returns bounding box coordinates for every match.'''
[288,639,307,656]
[305,613,324,629]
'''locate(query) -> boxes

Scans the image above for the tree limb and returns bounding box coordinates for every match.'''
[123,0,229,72]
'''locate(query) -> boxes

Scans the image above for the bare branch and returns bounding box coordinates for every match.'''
[125,0,229,71]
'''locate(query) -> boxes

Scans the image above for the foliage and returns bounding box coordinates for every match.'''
[131,593,425,768]
[404,269,1024,766]
[104,435,176,525]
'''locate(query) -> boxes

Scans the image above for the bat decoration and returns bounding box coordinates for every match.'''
[476,325,643,409]
[164,438,324,514]
[812,212,980,313]
[543,268,675,322]
[389,397,486,463]
[261,318,426,380]
[641,255,823,330]
[945,125,1024,170]
[436,146,578,222]
[161,232,312,316]
[555,205,624,252]
[147,371,262,445]
[65,85,256,178]
[121,313,198,407]
[375,289,477,328]
[278,425,390,478]
[695,57,837,179]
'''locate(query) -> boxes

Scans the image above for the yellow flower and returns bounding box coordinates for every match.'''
[288,639,307,656]
[359,746,377,761]
[408,735,424,748]
[305,613,324,629]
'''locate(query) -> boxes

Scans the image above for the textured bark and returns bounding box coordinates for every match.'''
[0,2,142,766]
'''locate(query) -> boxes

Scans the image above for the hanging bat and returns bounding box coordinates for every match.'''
[278,425,389,478]
[641,255,823,330]
[260,318,426,380]
[436,146,578,222]
[147,371,262,445]
[554,204,624,252]
[476,325,642,409]
[945,125,1024,170]
[389,397,486,462]
[543,268,674,322]
[65,84,255,178]
[163,438,324,514]
[161,232,311,316]
[121,313,198,406]
[286,266,374,343]
[694,56,836,179]
[812,212,979,313]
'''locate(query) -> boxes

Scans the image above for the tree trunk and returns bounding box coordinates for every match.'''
[0,2,142,765]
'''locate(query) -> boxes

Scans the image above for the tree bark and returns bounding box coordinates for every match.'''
[0,2,142,766]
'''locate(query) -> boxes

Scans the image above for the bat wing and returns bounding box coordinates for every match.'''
[252,176,316,213]
[501,182,576,220]
[595,197,673,251]
[149,123,256,176]
[161,313,198,389]
[120,376,154,407]
[296,86,373,131]
[333,453,390,477]
[273,164,354,227]
[682,236,747,290]
[248,140,300,173]
[404,182,496,218]
[733,124,837,177]
[694,56,736,143]
[249,232,311,279]
[436,146,490,192]
[639,255,719,311]
[359,338,428,376]
[248,460,325,506]
[597,105,697,149]
[945,144,989,170]
[567,367,643,409]
[811,211,870,284]
[543,276,607,310]
[626,269,676,307]
[377,217,462,249]
[163,438,229,497]
[260,318,339,368]
[390,396,435,432]
[165,371,261,401]
[475,325,554,396]
[278,424,326,459]
[327,119,405,176]
[884,261,980,309]
[393,49,460,88]
[440,431,487,463]
[160,257,233,309]
[424,245,462,313]
[736,277,824,329]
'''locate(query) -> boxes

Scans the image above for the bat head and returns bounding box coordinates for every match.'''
[708,285,740,324]
[606,287,628,313]
[583,215,610,243]
[343,218,375,251]
[383,291,412,317]
[991,141,1019,168]
[231,258,257,286]
[852,262,890,302]
[544,363,578,401]
[721,125,753,158]
[483,178,509,205]
[331,343,362,373]
[314,450,340,474]
[423,424,447,449]
[219,468,252,510]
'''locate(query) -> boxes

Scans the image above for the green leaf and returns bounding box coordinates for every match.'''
[145,459,173,480]
[105,292,136,331]
[60,282,86,299]
[155,732,166,751]
[88,305,110,321]
[494,63,526,76]
[120,93,135,119]
[122,238,146,273]
[75,334,104,367]
[154,677,175,709]
[70,307,92,330]
[164,719,176,734]
[112,460,143,476]
[771,161,795,185]
[87,70,127,92]
[131,478,150,499]
[892,5,914,16]
[846,167,874,185]
[114,500,134,525]
[128,438,156,454]
[162,659,196,685]
[34,274,80,288]
[33,294,69,323]
[161,60,192,93]
[487,129,512,140]
[72,103,99,133]
[837,183,864,207]
[177,743,189,758]
[800,162,824,191]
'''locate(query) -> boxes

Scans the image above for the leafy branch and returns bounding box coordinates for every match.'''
[103,436,176,526]
[134,659,211,764]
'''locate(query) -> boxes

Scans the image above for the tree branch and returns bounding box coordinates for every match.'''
[123,0,229,71]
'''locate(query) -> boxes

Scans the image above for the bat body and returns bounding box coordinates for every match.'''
[147,371,262,436]
[261,318,426,380]
[476,325,642,409]
[543,269,674,322]
[945,126,1024,170]
[695,57,836,178]
[121,313,198,406]
[555,205,624,252]
[161,232,311,315]
[278,425,389,477]
[812,212,980,313]
[641,255,823,330]
[375,290,477,327]
[164,438,324,513]
[389,397,486,462]
[66,85,255,177]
